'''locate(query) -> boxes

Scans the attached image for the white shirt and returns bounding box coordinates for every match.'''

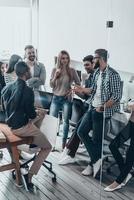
[92,71,102,107]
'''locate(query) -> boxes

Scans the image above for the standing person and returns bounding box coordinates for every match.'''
[24,45,46,90]
[104,102,134,192]
[59,55,95,165]
[1,61,52,191]
[4,54,22,85]
[50,50,80,149]
[75,49,122,177]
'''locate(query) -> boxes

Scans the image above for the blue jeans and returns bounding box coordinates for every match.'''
[77,108,103,164]
[49,95,72,143]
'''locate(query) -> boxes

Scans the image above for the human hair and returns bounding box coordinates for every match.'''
[15,61,29,77]
[24,45,34,51]
[56,50,72,81]
[7,54,22,73]
[0,61,4,75]
[83,55,94,64]
[95,49,108,62]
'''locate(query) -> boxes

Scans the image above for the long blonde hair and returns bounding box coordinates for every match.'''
[56,50,72,81]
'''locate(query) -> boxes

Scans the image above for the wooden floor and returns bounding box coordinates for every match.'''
[0,138,134,200]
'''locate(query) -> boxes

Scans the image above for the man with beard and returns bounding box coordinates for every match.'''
[76,49,122,177]
[24,45,46,90]
[58,55,95,166]
[1,61,51,191]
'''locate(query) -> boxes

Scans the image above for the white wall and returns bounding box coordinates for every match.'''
[38,0,134,85]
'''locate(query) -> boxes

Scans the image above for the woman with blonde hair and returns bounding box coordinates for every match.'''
[50,50,80,149]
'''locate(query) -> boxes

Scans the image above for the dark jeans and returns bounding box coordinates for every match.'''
[49,95,72,144]
[109,120,134,184]
[77,108,103,164]
[66,102,89,158]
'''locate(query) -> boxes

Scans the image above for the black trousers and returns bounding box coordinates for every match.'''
[109,120,134,184]
[66,103,88,158]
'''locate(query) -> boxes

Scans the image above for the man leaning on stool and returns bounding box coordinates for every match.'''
[1,61,52,192]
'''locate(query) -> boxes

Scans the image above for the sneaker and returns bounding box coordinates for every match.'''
[121,173,132,186]
[93,159,102,178]
[21,151,34,160]
[59,147,68,160]
[81,165,93,176]
[58,155,76,165]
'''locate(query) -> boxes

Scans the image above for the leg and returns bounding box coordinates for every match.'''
[109,121,131,172]
[12,123,52,177]
[66,118,82,158]
[77,110,96,162]
[116,121,134,184]
[49,96,62,118]
[62,100,72,147]
[91,110,103,162]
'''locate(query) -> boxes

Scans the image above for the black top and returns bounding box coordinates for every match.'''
[1,78,36,129]
[0,74,6,92]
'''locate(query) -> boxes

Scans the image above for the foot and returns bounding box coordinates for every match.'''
[121,173,132,186]
[93,159,102,178]
[81,165,93,176]
[59,147,68,160]
[22,174,34,192]
[104,181,122,192]
[58,155,76,165]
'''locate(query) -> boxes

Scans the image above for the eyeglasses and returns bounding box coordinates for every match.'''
[93,56,100,59]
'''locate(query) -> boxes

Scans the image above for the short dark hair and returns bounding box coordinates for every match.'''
[15,61,29,77]
[95,49,108,62]
[83,55,94,64]
[7,54,22,73]
[24,45,34,51]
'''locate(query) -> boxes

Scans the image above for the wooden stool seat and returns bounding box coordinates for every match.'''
[0,123,33,186]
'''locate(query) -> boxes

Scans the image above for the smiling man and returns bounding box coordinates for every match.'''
[24,45,46,90]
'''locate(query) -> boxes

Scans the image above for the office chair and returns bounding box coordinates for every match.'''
[38,91,53,112]
[12,115,58,190]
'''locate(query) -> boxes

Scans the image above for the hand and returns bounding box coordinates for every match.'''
[104,99,114,108]
[96,106,104,113]
[54,69,61,79]
[128,104,134,111]
[74,85,92,95]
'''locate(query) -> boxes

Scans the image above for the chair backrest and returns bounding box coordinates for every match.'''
[39,91,53,110]
[70,98,84,126]
[40,114,58,147]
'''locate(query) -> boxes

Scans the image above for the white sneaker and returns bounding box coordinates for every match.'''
[81,165,93,176]
[93,159,102,178]
[121,173,132,186]
[59,147,68,160]
[58,155,76,165]
[20,151,34,160]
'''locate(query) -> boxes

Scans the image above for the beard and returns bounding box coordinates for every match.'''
[94,60,100,69]
[28,55,35,62]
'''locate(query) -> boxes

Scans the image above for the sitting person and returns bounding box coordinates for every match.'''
[59,55,95,166]
[1,61,52,191]
[104,101,134,192]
